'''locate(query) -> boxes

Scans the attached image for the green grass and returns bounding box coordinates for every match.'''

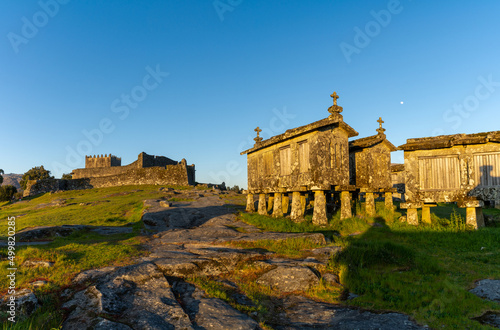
[0,184,190,328]
[228,236,325,258]
[0,185,190,238]
[237,202,500,329]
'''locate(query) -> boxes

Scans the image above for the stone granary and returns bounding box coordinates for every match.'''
[398,131,500,228]
[348,117,397,215]
[390,163,405,201]
[240,92,359,224]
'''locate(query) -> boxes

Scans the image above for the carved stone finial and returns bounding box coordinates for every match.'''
[254,126,263,145]
[328,91,343,117]
[376,117,386,135]
[331,91,339,106]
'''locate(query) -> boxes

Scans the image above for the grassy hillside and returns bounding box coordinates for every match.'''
[0,184,192,238]
[236,202,500,329]
[1,188,499,329]
[0,185,191,328]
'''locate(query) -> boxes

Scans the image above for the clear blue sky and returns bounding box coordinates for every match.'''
[1,1,500,189]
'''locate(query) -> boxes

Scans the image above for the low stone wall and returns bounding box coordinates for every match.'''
[87,165,191,188]
[72,161,138,179]
[24,164,195,197]
[24,179,93,197]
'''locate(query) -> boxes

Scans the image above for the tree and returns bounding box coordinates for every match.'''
[61,173,73,180]
[20,166,54,190]
[0,185,17,201]
[0,169,4,185]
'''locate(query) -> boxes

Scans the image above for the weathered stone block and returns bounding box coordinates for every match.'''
[312,191,327,225]
[384,192,393,210]
[407,208,419,225]
[466,207,485,229]
[282,194,290,214]
[340,191,352,220]
[290,192,304,222]
[421,206,432,224]
[273,193,283,218]
[267,196,274,213]
[258,194,267,215]
[365,192,375,216]
[246,194,255,212]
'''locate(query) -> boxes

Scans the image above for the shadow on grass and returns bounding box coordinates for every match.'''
[239,203,500,329]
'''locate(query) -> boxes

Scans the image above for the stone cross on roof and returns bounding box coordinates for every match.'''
[254,126,263,145]
[376,117,386,135]
[331,91,339,106]
[328,91,343,116]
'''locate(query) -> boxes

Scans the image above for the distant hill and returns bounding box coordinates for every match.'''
[1,173,22,190]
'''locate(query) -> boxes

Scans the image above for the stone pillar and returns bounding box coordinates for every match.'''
[246,194,255,212]
[258,194,267,215]
[495,199,500,210]
[272,193,283,218]
[365,192,375,216]
[290,192,304,222]
[340,191,352,220]
[300,194,307,214]
[282,193,290,214]
[384,192,393,211]
[421,206,431,224]
[267,195,274,213]
[407,208,419,225]
[466,207,485,229]
[312,191,327,225]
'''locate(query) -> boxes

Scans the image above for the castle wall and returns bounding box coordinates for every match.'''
[72,161,138,179]
[24,163,195,197]
[23,178,93,197]
[138,152,178,167]
[85,155,121,168]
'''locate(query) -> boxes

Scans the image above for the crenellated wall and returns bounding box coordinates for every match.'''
[85,154,121,168]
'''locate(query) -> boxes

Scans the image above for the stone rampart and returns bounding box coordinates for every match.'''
[24,164,195,197]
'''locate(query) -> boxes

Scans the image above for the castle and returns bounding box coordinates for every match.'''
[23,152,195,196]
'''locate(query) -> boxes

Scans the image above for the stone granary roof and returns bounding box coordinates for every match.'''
[398,130,500,151]
[240,117,358,155]
[349,117,397,152]
[391,163,405,172]
[241,91,358,155]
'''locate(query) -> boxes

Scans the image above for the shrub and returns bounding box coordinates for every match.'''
[0,185,17,201]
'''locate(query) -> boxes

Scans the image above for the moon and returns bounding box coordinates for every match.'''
[400,101,404,104]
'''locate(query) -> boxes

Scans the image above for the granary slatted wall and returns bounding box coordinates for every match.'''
[418,156,460,190]
[474,152,500,186]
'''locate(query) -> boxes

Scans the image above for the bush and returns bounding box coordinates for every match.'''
[0,185,17,201]
[20,166,54,190]
[61,173,73,180]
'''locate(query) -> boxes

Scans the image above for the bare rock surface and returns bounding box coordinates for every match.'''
[62,262,193,330]
[10,225,132,243]
[0,288,39,321]
[470,279,500,328]
[59,189,425,329]
[171,280,260,330]
[272,295,425,330]
[470,279,500,302]
[257,266,320,292]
